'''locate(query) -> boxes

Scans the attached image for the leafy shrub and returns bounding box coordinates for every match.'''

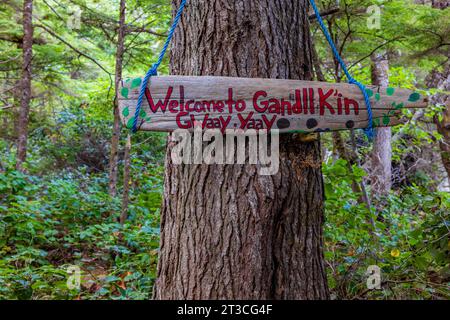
[0,145,163,299]
[323,159,450,299]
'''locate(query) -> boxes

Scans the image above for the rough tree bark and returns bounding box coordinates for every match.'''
[109,0,126,197]
[15,0,33,171]
[369,53,392,196]
[153,0,329,300]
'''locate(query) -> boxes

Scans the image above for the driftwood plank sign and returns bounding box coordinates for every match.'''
[118,76,427,133]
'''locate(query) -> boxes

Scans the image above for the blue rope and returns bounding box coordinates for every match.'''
[132,0,188,133]
[132,0,374,138]
[308,0,374,139]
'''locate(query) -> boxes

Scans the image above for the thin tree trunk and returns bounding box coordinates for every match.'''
[427,63,450,182]
[332,132,360,191]
[15,0,33,171]
[370,53,392,196]
[120,134,132,225]
[154,0,329,300]
[109,0,126,197]
[426,0,450,184]
[311,37,326,83]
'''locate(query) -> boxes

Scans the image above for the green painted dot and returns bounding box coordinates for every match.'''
[394,102,404,110]
[383,115,390,126]
[386,87,395,96]
[408,92,420,102]
[366,89,374,98]
[126,117,135,129]
[145,117,151,122]
[373,118,380,127]
[131,78,142,89]
[125,78,131,83]
[140,110,147,118]
[121,87,129,99]
[122,107,130,117]
[375,93,381,101]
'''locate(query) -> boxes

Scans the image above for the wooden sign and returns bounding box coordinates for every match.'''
[118,76,427,133]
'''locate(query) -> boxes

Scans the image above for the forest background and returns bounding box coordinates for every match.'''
[0,0,449,299]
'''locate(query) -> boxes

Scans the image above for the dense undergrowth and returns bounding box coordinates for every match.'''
[0,114,448,299]
[1,0,449,300]
[0,107,167,299]
[324,159,450,299]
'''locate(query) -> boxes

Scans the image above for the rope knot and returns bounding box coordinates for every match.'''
[149,65,158,76]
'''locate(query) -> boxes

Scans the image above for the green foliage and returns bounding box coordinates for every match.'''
[316,0,449,83]
[1,0,449,301]
[0,146,163,299]
[323,159,450,299]
[0,0,169,298]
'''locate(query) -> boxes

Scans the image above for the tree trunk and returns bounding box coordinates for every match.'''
[15,0,33,171]
[369,53,392,196]
[427,63,450,183]
[153,0,329,300]
[426,0,450,185]
[120,134,132,225]
[109,0,126,197]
